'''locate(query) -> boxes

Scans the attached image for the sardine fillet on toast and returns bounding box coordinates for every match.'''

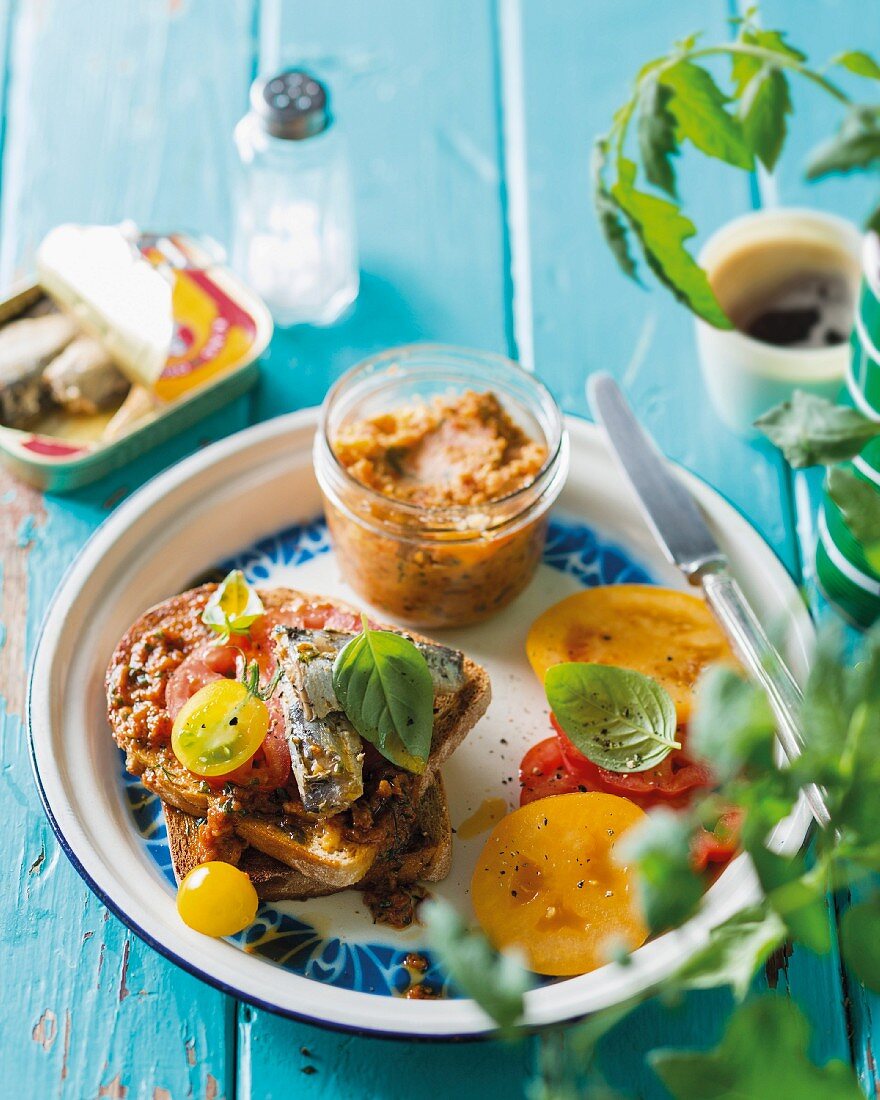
[106,585,490,899]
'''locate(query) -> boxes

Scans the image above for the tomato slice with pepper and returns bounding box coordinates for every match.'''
[519,737,591,805]
[549,715,715,810]
[692,810,742,872]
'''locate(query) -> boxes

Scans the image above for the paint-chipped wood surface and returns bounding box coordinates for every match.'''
[0,1,876,1096]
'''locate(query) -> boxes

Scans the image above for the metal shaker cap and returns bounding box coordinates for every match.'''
[251,69,330,140]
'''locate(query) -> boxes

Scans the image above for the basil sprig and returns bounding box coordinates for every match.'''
[201,569,264,642]
[332,617,434,774]
[594,11,880,322]
[545,662,680,773]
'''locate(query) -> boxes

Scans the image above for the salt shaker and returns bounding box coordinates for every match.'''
[232,69,359,326]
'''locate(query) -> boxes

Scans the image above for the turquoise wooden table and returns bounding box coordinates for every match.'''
[1,1,878,1096]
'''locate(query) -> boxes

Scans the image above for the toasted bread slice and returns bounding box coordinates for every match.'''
[165,775,453,902]
[108,585,487,891]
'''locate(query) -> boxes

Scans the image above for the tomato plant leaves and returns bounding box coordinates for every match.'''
[807,105,880,179]
[755,390,880,467]
[737,65,792,171]
[201,569,264,641]
[637,74,679,196]
[591,138,639,281]
[612,159,731,327]
[834,49,880,81]
[332,618,434,773]
[660,61,754,170]
[546,662,679,773]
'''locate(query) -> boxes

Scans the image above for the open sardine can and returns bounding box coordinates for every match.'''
[0,224,272,492]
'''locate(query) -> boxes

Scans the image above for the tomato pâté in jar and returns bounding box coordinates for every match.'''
[314,345,568,628]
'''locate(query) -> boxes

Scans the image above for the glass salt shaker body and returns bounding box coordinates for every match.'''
[233,70,359,327]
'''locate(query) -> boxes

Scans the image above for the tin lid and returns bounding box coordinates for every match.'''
[251,69,330,140]
[36,224,173,390]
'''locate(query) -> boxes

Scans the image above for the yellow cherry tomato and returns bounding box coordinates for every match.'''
[172,679,270,776]
[471,792,648,976]
[526,584,735,723]
[177,861,259,937]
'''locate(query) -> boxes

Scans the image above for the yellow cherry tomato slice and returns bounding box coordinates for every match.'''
[471,792,648,976]
[172,679,270,777]
[526,584,735,723]
[177,861,259,937]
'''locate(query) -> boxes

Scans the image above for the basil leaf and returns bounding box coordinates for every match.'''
[546,661,679,773]
[591,138,639,281]
[806,105,880,179]
[755,391,880,467]
[332,619,433,773]
[637,74,678,197]
[834,50,880,81]
[651,998,864,1100]
[201,569,264,640]
[691,666,776,782]
[423,899,531,1037]
[840,897,880,992]
[612,159,731,328]
[669,903,786,1002]
[826,466,880,571]
[660,60,754,170]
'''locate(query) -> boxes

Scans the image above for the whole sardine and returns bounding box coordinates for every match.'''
[44,335,129,415]
[0,313,77,427]
[272,626,465,814]
[274,628,366,814]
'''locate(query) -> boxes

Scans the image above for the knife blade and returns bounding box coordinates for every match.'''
[587,372,831,832]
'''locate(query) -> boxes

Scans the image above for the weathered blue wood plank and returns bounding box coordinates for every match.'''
[513,0,850,1091]
[0,2,258,1096]
[241,1,532,1094]
[252,0,512,418]
[757,1,880,1092]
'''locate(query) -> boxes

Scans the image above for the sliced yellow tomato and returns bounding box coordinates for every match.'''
[471,792,648,976]
[171,678,270,777]
[177,861,259,937]
[526,584,735,723]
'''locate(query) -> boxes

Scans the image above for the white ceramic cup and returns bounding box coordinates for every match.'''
[694,208,862,437]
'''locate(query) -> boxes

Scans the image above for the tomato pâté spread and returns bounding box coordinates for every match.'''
[325,390,550,627]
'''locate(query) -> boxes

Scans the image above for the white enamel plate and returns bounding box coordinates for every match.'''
[28,410,813,1038]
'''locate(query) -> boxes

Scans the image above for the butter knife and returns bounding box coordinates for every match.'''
[587,372,830,831]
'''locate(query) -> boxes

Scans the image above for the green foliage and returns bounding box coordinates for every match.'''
[826,466,880,570]
[755,390,880,468]
[545,662,679,772]
[840,897,880,992]
[619,808,704,932]
[651,998,863,1099]
[332,616,434,772]
[807,105,880,179]
[668,903,786,1002]
[611,159,731,327]
[593,11,880,324]
[422,898,531,1037]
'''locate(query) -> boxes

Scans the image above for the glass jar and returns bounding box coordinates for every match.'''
[314,345,569,628]
[232,69,359,327]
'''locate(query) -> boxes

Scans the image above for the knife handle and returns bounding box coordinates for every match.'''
[701,569,832,831]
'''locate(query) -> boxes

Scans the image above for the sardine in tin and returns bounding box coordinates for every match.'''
[0,232,272,492]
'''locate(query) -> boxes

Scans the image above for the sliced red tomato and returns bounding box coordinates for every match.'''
[550,715,715,810]
[692,810,742,872]
[519,737,591,805]
[165,643,243,719]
